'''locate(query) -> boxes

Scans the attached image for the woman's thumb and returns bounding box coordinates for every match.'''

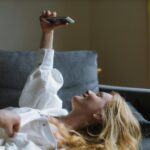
[5,125,13,137]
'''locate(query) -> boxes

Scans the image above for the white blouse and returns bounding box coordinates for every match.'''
[0,49,68,150]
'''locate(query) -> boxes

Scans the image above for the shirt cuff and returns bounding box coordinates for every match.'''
[37,48,54,69]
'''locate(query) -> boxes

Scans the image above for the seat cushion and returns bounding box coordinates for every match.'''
[0,50,99,111]
[0,51,36,90]
[141,138,150,150]
[128,103,150,138]
[54,51,99,111]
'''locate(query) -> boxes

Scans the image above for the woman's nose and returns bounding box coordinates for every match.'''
[83,92,88,97]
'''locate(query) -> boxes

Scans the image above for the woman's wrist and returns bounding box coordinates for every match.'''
[40,31,54,49]
[42,30,53,36]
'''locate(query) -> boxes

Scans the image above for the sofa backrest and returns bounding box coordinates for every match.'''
[0,50,99,111]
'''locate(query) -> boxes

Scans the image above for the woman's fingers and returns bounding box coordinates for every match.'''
[40,18,49,24]
[13,123,20,132]
[46,10,51,17]
[5,125,13,137]
[39,10,69,32]
[52,11,57,17]
[40,10,57,23]
[0,110,20,137]
[42,10,57,18]
[5,123,20,137]
[42,10,46,16]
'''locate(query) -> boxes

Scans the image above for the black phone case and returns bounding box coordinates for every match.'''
[46,17,75,25]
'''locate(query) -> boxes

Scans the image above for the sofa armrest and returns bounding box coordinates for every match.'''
[99,84,150,120]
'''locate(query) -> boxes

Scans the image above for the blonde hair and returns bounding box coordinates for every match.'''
[49,92,142,150]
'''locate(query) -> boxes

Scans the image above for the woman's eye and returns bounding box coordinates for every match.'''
[83,94,86,97]
[86,90,89,95]
[97,92,102,97]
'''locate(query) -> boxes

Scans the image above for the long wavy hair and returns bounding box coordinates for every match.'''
[49,92,142,150]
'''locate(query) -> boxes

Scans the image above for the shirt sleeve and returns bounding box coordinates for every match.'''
[19,48,65,110]
[36,48,54,69]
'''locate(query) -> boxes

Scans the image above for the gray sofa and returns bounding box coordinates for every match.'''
[0,50,149,150]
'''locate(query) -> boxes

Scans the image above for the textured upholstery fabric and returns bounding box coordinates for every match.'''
[128,103,150,137]
[0,51,36,108]
[54,51,99,111]
[0,51,36,89]
[142,138,150,150]
[0,50,99,111]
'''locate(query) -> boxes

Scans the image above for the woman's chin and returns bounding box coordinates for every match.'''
[71,96,83,108]
[71,96,78,104]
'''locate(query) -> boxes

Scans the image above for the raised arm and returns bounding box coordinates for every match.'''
[19,10,69,110]
[39,10,68,49]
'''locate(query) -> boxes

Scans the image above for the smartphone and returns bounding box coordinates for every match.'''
[46,16,75,25]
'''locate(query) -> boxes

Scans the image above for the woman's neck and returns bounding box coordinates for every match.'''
[56,111,89,131]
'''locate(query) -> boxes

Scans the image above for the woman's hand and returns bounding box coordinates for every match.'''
[39,10,68,34]
[39,10,68,49]
[0,109,20,137]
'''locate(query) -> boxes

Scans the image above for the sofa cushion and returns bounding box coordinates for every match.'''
[54,51,99,111]
[128,103,150,137]
[0,51,36,90]
[141,138,150,150]
[0,50,99,111]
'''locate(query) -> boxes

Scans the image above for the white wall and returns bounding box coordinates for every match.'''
[0,0,91,51]
[0,0,149,88]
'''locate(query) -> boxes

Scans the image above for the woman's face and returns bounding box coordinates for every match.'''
[71,90,113,119]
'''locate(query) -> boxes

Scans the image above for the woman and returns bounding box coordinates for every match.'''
[0,10,141,150]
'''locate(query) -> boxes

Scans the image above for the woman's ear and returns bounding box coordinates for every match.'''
[93,111,102,122]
